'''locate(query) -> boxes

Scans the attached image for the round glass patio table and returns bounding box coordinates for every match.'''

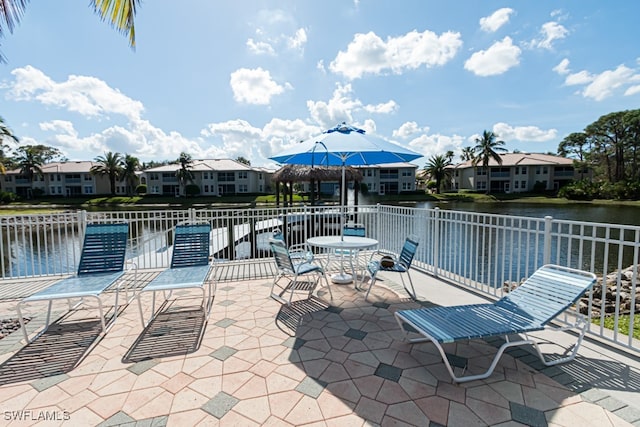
[306,236,378,284]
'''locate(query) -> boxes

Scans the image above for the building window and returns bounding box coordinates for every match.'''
[515,168,519,175]
[521,167,526,174]
[238,172,248,180]
[84,174,92,181]
[401,170,412,177]
[476,168,487,176]
[84,186,93,194]
[150,173,159,180]
[476,181,487,190]
[521,180,526,189]
[514,181,519,189]
[543,166,548,174]
[238,184,248,192]
[401,182,412,191]
[218,172,234,182]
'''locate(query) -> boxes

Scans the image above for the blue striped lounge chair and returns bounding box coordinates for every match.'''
[394,264,597,383]
[17,223,131,343]
[136,223,216,327]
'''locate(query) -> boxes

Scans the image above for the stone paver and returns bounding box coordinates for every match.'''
[0,274,636,426]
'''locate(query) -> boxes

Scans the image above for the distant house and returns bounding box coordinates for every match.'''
[2,161,112,198]
[140,159,274,196]
[451,153,580,193]
[356,162,419,195]
[293,163,419,196]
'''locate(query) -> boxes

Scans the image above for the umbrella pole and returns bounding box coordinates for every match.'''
[341,163,346,241]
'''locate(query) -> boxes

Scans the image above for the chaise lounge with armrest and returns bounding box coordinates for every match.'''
[394,264,596,383]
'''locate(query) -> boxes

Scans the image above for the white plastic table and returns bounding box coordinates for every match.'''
[306,236,378,284]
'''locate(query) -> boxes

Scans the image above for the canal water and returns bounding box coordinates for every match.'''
[413,201,640,227]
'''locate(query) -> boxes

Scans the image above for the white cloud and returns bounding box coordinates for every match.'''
[560,63,640,101]
[492,122,557,142]
[565,70,594,86]
[329,29,462,80]
[464,36,521,76]
[582,65,636,101]
[287,28,307,51]
[363,100,398,114]
[246,38,275,55]
[408,133,465,161]
[246,9,307,56]
[7,65,144,121]
[553,58,571,75]
[39,120,77,137]
[229,67,289,105]
[393,121,428,139]
[306,83,396,129]
[532,22,568,50]
[479,8,514,33]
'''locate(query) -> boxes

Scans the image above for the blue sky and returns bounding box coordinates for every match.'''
[1,1,639,168]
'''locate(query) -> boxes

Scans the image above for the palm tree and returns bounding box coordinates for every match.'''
[423,154,452,194]
[460,146,475,162]
[472,130,507,194]
[121,154,140,196]
[0,116,18,175]
[175,152,194,197]
[13,145,45,197]
[91,151,124,195]
[0,0,140,63]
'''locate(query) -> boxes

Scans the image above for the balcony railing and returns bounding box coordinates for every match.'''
[1,205,638,352]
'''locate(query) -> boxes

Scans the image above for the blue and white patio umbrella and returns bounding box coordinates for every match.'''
[270,122,423,228]
[270,122,423,169]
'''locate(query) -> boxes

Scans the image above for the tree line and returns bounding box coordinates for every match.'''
[558,109,640,200]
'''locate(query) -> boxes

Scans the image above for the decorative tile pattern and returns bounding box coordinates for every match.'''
[509,401,547,427]
[214,318,236,328]
[0,273,635,427]
[202,392,239,419]
[344,328,368,341]
[295,376,327,398]
[374,363,403,382]
[210,346,238,361]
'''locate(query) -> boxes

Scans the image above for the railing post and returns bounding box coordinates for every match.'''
[543,215,553,265]
[433,207,440,277]
[376,203,381,243]
[189,207,196,223]
[303,204,309,243]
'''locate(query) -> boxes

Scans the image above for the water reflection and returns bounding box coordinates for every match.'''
[414,201,640,227]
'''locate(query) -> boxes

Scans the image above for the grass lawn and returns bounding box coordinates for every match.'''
[593,315,640,340]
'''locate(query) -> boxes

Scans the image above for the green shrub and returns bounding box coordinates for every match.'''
[135,184,147,195]
[0,191,17,204]
[185,184,200,196]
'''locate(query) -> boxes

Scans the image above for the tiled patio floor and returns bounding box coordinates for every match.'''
[0,271,638,426]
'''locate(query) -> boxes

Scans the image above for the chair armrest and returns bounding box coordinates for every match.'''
[368,249,398,262]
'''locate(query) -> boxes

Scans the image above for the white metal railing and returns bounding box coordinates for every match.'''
[0,205,638,352]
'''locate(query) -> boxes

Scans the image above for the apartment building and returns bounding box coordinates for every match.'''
[451,153,579,193]
[2,161,111,198]
[2,158,274,198]
[356,162,419,195]
[140,159,274,196]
